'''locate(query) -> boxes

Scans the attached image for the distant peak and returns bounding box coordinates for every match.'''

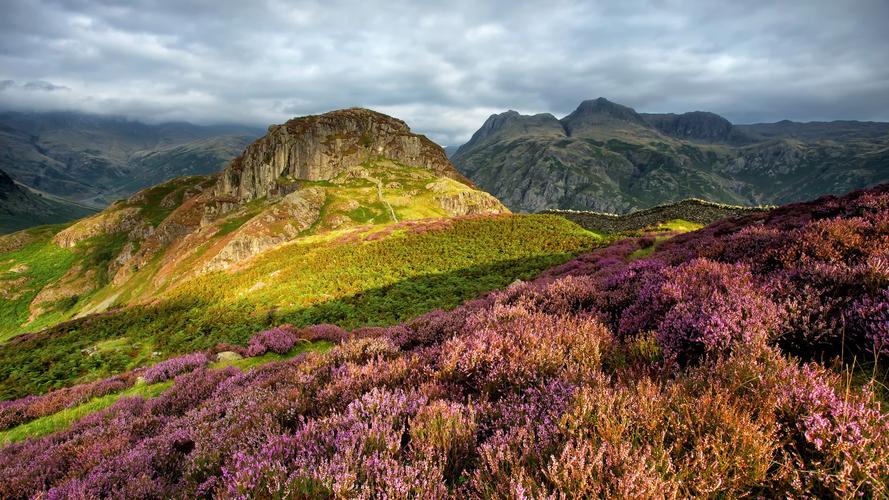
[573,97,638,116]
[561,97,647,134]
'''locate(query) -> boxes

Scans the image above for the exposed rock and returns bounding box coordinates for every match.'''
[0,276,29,300]
[435,190,507,216]
[53,206,144,248]
[202,187,325,272]
[214,108,472,204]
[641,111,735,142]
[216,351,243,362]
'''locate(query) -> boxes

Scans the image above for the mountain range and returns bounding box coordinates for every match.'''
[451,97,889,213]
[0,111,260,211]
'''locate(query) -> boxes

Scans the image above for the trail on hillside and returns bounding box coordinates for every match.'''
[369,176,398,223]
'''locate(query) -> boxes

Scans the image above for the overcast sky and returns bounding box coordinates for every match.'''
[1,0,887,145]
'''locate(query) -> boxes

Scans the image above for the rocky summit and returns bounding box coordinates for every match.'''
[216,108,472,203]
[451,97,889,213]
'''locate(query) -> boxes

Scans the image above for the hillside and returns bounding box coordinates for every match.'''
[0,183,885,498]
[0,108,625,398]
[0,111,259,207]
[451,97,889,213]
[0,169,96,233]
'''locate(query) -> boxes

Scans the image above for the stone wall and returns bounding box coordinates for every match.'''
[542,198,769,233]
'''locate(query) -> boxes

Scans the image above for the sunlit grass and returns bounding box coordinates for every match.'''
[0,380,172,446]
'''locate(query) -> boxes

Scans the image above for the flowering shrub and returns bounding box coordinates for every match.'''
[246,326,300,356]
[1,184,888,497]
[142,352,210,384]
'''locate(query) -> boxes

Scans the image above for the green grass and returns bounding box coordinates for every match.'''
[627,219,704,261]
[0,230,131,341]
[124,177,205,227]
[653,219,704,233]
[210,340,336,370]
[0,380,172,446]
[0,340,334,445]
[0,215,605,400]
[0,235,78,341]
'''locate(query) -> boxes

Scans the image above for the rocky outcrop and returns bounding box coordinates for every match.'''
[52,206,144,248]
[214,108,472,204]
[561,97,649,135]
[202,187,325,272]
[425,179,507,216]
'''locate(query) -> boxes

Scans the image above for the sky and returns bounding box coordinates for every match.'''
[1,0,887,146]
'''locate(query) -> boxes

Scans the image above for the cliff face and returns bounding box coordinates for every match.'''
[215,108,471,203]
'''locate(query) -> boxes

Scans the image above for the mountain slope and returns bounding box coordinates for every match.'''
[0,169,96,233]
[0,111,259,207]
[1,184,886,498]
[0,108,523,347]
[452,98,889,213]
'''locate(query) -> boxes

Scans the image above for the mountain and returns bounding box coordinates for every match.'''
[451,98,889,213]
[0,107,511,343]
[0,168,96,233]
[0,111,260,208]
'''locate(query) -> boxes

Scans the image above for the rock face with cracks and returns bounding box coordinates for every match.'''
[215,108,473,204]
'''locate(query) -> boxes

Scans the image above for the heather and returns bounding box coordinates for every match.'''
[0,215,603,399]
[0,185,886,497]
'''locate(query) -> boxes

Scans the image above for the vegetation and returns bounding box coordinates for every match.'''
[0,229,130,341]
[0,215,605,399]
[0,184,886,498]
[0,381,172,446]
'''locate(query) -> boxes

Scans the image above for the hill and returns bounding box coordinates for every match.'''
[0,169,96,233]
[0,183,885,498]
[451,97,889,213]
[0,110,259,208]
[0,108,618,397]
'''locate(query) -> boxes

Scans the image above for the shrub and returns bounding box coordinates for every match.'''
[142,353,210,384]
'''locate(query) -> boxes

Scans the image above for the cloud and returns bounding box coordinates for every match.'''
[0,0,887,145]
[21,80,70,91]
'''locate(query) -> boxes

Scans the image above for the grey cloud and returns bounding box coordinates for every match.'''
[22,80,70,91]
[0,0,887,145]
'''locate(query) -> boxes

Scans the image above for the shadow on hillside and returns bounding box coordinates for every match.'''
[0,252,581,399]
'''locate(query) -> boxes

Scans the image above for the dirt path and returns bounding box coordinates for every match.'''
[370,177,398,223]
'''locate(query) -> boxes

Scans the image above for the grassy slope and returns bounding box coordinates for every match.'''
[0,381,173,446]
[0,215,605,399]
[0,340,334,446]
[0,229,129,341]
